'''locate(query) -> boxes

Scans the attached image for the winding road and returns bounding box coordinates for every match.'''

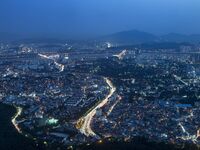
[11,106,22,133]
[77,78,116,138]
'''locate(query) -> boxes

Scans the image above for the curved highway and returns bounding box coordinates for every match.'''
[77,78,116,138]
[11,106,22,133]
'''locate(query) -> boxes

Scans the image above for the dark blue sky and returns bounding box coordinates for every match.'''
[1,0,200,38]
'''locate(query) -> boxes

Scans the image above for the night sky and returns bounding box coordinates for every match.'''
[0,0,200,38]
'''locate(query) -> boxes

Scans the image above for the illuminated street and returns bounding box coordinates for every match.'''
[11,106,22,133]
[77,78,116,138]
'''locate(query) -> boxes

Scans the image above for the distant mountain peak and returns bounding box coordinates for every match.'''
[101,29,158,45]
[100,30,200,45]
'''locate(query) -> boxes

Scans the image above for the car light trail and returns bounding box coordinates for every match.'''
[38,53,65,72]
[113,50,127,60]
[77,78,116,138]
[107,95,121,116]
[11,106,23,133]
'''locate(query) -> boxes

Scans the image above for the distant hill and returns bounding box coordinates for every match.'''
[101,30,158,45]
[161,33,200,43]
[101,30,200,45]
[1,30,200,44]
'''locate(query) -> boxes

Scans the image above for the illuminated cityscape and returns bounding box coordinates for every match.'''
[1,41,200,150]
[2,0,200,150]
